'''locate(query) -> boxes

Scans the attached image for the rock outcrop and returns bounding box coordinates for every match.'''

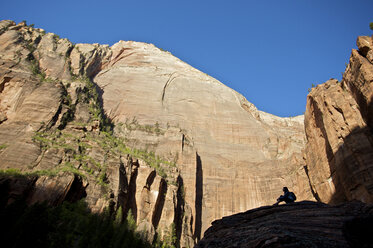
[305,35,373,204]
[0,20,310,246]
[196,201,373,248]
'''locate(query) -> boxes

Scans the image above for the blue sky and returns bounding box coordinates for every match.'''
[1,0,372,117]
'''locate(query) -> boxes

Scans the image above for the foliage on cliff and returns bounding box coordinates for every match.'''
[0,199,150,248]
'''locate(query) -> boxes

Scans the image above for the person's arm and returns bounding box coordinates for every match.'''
[274,195,283,205]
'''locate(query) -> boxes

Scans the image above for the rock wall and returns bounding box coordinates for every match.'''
[305,35,373,204]
[0,20,193,247]
[93,36,314,239]
[0,20,311,246]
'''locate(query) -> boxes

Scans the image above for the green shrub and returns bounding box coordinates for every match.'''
[126,209,137,232]
[0,199,151,248]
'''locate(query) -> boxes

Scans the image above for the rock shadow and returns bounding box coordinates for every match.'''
[194,152,203,241]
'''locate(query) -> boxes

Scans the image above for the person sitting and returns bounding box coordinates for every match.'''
[274,187,296,205]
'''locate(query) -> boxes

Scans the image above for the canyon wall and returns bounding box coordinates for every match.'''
[0,20,312,246]
[304,35,373,205]
[196,35,373,248]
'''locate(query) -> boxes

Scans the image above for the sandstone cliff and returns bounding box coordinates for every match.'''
[0,20,310,247]
[305,35,373,204]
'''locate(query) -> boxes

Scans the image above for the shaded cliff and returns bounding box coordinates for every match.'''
[304,35,373,204]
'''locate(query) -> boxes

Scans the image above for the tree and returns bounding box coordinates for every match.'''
[370,22,373,31]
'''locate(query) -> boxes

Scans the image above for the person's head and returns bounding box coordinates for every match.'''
[283,187,289,193]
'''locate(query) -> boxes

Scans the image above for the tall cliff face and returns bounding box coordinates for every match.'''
[305,35,373,204]
[93,39,312,237]
[196,35,373,248]
[0,20,186,246]
[0,20,310,246]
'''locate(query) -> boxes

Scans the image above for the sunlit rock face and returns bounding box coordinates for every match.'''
[94,39,311,236]
[304,35,373,204]
[0,20,310,246]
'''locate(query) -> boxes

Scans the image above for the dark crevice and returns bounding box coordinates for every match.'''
[63,175,87,204]
[174,175,185,247]
[181,134,185,152]
[145,170,156,189]
[117,157,129,212]
[46,102,63,130]
[90,77,114,132]
[0,76,12,93]
[303,165,321,202]
[194,152,203,241]
[161,73,176,105]
[152,178,167,229]
[123,158,138,221]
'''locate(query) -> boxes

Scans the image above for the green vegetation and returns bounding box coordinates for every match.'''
[1,35,182,248]
[126,209,137,232]
[0,164,86,179]
[122,118,165,135]
[70,75,113,133]
[162,223,177,248]
[0,199,152,248]
[307,83,316,93]
[370,22,373,31]
[21,49,177,183]
[53,34,60,41]
[86,131,176,179]
[32,123,176,185]
[25,42,58,83]
[29,56,46,81]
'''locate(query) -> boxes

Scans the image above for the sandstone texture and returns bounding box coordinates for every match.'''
[305,35,373,204]
[94,39,311,239]
[0,20,310,247]
[196,201,373,248]
[0,20,187,246]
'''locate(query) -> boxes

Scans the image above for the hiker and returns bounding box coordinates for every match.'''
[274,187,296,205]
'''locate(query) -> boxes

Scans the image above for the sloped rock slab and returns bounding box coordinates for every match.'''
[196,201,373,248]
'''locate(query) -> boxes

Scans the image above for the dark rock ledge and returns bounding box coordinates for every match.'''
[195,201,373,248]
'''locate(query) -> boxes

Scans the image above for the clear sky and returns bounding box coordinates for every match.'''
[1,0,372,117]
